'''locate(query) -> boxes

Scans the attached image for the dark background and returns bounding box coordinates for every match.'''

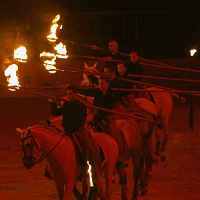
[0,0,200,60]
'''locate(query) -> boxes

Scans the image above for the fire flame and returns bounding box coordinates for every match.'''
[87,161,94,187]
[40,51,57,73]
[47,14,61,42]
[14,46,28,62]
[4,64,20,90]
[55,42,68,59]
[190,49,197,57]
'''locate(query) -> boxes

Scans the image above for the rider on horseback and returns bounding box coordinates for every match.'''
[51,84,103,178]
[78,76,130,164]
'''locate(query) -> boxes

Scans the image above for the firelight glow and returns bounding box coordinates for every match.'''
[87,161,94,187]
[40,51,57,73]
[54,42,68,59]
[47,14,61,42]
[190,49,197,57]
[14,46,28,62]
[4,64,20,90]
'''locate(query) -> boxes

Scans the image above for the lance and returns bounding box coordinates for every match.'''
[140,62,200,73]
[128,74,200,84]
[3,85,200,95]
[116,77,200,97]
[1,85,158,124]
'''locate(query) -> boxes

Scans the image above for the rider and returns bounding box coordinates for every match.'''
[50,84,103,178]
[78,76,130,164]
[116,62,136,107]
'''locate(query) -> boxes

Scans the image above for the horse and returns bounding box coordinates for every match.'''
[147,87,173,162]
[16,124,119,200]
[48,96,158,200]
[80,62,174,162]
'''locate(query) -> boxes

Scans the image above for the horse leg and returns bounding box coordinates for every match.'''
[116,162,127,200]
[73,176,88,200]
[63,180,76,200]
[103,163,115,200]
[93,175,105,199]
[54,181,65,200]
[160,119,170,162]
[131,158,141,200]
[139,155,153,197]
[153,132,161,163]
[82,176,89,199]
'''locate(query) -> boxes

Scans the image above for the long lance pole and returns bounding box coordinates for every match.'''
[128,74,200,84]
[0,85,158,124]
[117,77,200,97]
[3,85,200,95]
[140,62,200,73]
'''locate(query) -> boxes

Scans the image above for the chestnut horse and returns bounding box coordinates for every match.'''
[16,124,118,200]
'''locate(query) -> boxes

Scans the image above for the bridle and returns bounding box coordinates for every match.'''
[21,128,65,165]
[21,129,38,164]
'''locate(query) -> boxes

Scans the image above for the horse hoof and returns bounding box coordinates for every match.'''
[141,187,148,196]
[161,155,166,162]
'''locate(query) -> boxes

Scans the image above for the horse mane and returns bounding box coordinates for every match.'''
[30,124,64,136]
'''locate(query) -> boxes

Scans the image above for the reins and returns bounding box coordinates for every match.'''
[21,127,66,164]
[34,131,65,164]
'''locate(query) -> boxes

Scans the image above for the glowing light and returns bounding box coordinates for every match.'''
[87,161,94,187]
[47,14,61,42]
[54,42,68,59]
[190,49,197,57]
[4,64,20,90]
[14,46,27,62]
[40,51,57,73]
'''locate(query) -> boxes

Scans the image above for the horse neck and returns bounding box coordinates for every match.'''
[31,126,68,152]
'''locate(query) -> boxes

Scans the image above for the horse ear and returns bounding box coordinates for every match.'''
[84,62,89,69]
[16,128,22,134]
[92,62,97,69]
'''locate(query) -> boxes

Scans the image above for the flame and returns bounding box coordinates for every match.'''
[55,42,68,59]
[40,51,57,73]
[14,46,27,62]
[190,49,197,57]
[47,14,61,42]
[87,161,94,187]
[4,64,20,90]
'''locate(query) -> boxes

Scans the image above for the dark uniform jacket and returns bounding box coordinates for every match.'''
[51,99,87,134]
[78,87,116,123]
[126,61,143,82]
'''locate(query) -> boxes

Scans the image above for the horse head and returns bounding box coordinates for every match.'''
[16,127,38,169]
[80,62,100,87]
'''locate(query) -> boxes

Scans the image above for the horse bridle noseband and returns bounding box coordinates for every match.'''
[21,131,38,163]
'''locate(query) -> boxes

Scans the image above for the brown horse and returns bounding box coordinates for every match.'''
[17,124,119,200]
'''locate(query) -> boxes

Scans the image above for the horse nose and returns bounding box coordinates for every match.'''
[23,158,35,169]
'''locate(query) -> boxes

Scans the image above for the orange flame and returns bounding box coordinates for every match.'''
[14,46,27,62]
[190,49,197,57]
[4,64,20,90]
[40,51,57,73]
[87,161,94,187]
[47,14,61,42]
[54,42,68,59]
